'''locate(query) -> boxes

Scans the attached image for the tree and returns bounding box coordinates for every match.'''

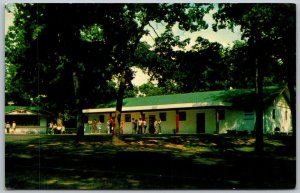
[141,33,229,93]
[213,3,296,153]
[104,4,214,139]
[221,41,254,88]
[5,4,121,127]
[6,3,214,141]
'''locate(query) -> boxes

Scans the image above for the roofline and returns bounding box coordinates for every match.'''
[82,102,232,114]
[5,106,28,114]
[5,106,50,116]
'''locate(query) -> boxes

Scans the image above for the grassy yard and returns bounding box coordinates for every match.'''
[5,134,296,190]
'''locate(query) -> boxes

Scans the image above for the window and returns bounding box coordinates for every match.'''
[244,111,254,120]
[179,112,186,121]
[272,109,276,119]
[159,112,166,121]
[285,110,288,121]
[218,110,225,120]
[125,114,131,122]
[99,115,105,123]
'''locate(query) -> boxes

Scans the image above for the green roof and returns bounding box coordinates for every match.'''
[96,86,288,109]
[5,106,50,116]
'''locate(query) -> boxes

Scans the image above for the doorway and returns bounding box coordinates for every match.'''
[196,113,205,133]
[149,115,156,134]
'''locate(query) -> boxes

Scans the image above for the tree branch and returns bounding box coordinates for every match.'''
[149,22,160,38]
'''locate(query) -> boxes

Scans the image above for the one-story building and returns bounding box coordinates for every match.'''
[82,86,292,135]
[5,106,49,134]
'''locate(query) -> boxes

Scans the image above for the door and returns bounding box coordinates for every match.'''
[149,115,156,134]
[196,113,205,133]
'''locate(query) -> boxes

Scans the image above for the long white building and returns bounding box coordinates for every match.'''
[82,86,292,135]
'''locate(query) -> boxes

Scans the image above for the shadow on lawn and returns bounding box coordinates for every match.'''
[5,134,296,189]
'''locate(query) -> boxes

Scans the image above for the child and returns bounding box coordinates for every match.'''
[97,120,102,134]
[5,121,11,134]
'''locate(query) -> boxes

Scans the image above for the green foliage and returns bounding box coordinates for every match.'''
[144,34,229,92]
[6,3,214,115]
[138,82,164,97]
[213,4,295,87]
[80,24,104,42]
[212,3,296,151]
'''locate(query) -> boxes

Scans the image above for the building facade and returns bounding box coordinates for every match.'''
[5,106,48,134]
[82,86,292,135]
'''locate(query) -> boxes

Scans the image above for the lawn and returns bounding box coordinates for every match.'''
[5,134,296,190]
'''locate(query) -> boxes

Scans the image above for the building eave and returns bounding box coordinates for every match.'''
[82,102,232,114]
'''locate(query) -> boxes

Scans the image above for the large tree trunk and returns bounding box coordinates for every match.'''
[112,72,126,145]
[254,38,264,155]
[255,65,264,154]
[73,71,84,142]
[285,10,296,148]
[72,71,81,127]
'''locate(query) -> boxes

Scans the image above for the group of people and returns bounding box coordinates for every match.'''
[87,117,124,134]
[87,119,104,134]
[47,118,65,134]
[5,121,16,134]
[6,117,162,135]
[86,117,162,135]
[132,118,162,134]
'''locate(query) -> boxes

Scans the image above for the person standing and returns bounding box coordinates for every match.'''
[138,118,143,134]
[88,120,93,134]
[109,117,114,134]
[48,121,53,134]
[158,119,162,134]
[131,118,137,134]
[154,119,158,134]
[143,119,147,134]
[12,121,16,134]
[93,119,97,134]
[53,123,58,134]
[5,121,11,134]
[107,119,111,134]
[97,120,102,134]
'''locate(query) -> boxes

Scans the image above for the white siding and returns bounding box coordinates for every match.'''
[40,117,47,127]
[219,110,255,134]
[179,109,216,134]
[122,112,140,134]
[143,111,176,134]
[84,94,292,135]
[86,109,217,134]
[264,95,292,134]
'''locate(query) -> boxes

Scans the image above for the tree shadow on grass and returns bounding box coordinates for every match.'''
[5,134,296,189]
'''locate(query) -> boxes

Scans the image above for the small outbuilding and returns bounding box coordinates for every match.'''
[5,106,49,134]
[82,86,292,135]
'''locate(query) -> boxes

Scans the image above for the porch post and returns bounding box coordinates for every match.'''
[175,110,179,134]
[140,111,144,120]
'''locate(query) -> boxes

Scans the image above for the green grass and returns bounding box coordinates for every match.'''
[5,134,296,190]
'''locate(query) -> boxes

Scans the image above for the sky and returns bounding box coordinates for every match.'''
[137,8,242,85]
[4,5,14,35]
[141,9,242,49]
[4,4,242,86]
